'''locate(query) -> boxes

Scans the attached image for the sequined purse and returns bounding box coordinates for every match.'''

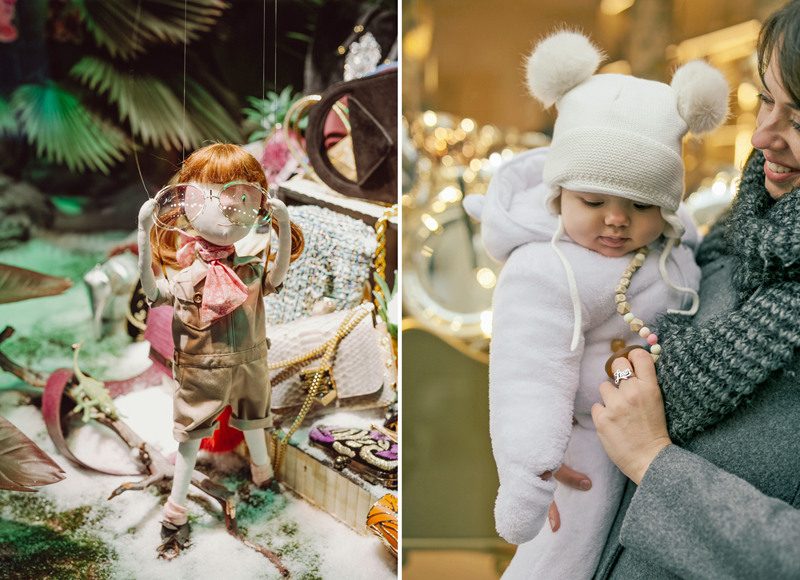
[309,424,398,489]
[264,205,376,325]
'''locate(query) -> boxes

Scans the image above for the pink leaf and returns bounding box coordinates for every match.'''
[0,415,66,492]
[0,263,73,305]
[42,369,137,476]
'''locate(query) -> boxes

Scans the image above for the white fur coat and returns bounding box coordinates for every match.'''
[463,148,702,580]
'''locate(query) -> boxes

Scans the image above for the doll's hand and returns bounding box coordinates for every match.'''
[138,199,157,232]
[267,198,289,224]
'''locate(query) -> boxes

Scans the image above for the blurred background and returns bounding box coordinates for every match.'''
[400,0,787,578]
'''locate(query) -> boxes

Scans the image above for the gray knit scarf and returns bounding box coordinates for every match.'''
[656,150,800,444]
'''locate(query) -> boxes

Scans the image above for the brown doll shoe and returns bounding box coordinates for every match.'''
[157,520,191,560]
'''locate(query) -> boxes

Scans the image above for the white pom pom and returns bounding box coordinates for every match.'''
[525,31,604,109]
[671,60,730,136]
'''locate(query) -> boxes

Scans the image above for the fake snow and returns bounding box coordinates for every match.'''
[0,384,397,579]
[0,234,397,579]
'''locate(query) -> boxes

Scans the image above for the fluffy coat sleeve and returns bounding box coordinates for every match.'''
[489,244,585,544]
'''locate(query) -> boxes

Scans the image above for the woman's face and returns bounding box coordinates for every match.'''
[751,51,800,200]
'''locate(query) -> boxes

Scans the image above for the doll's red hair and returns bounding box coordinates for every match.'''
[152,143,304,268]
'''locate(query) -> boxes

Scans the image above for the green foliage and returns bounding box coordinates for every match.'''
[373,270,398,339]
[10,84,128,175]
[70,57,242,150]
[184,77,244,145]
[243,86,306,142]
[0,494,115,580]
[0,95,18,137]
[68,0,226,61]
[71,57,186,150]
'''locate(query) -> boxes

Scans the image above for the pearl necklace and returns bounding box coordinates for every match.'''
[614,246,661,362]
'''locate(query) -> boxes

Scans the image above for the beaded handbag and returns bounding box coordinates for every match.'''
[308,425,398,489]
[264,205,376,325]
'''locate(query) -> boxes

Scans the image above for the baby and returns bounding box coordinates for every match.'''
[463,31,728,579]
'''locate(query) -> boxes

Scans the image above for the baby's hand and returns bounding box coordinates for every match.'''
[138,199,157,232]
[268,198,289,224]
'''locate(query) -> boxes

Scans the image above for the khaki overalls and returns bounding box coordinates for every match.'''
[151,254,278,442]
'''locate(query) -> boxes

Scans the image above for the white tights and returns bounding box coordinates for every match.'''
[166,427,272,518]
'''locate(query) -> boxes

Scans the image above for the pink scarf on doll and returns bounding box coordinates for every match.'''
[177,236,248,324]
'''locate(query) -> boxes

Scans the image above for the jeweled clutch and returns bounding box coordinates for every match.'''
[308,425,397,489]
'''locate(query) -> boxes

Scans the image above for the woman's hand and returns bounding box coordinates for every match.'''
[591,349,673,485]
[541,464,592,532]
[268,198,289,224]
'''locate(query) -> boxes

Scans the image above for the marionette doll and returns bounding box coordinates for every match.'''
[137,143,304,557]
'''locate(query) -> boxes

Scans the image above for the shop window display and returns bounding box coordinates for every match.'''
[0,0,397,578]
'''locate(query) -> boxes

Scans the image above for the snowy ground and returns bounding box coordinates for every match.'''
[0,234,397,580]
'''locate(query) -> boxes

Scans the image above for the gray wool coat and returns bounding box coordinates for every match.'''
[593,252,800,580]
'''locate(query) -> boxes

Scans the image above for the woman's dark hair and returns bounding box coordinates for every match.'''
[758,0,800,108]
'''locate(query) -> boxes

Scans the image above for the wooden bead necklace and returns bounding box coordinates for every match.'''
[614,246,661,363]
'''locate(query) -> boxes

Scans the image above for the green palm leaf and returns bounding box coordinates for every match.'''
[69,0,227,60]
[71,57,194,150]
[0,95,18,136]
[243,86,307,142]
[184,77,244,146]
[70,57,242,150]
[11,83,128,174]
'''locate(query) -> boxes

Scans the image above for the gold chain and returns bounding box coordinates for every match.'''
[373,204,398,309]
[270,303,373,475]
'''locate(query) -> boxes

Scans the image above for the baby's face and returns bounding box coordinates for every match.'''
[559,188,665,258]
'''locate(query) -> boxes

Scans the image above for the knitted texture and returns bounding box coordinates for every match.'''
[655,151,800,443]
[543,76,687,211]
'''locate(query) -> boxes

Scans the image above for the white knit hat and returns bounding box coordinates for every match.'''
[526,31,729,238]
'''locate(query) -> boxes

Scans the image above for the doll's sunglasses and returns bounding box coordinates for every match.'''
[153,182,272,231]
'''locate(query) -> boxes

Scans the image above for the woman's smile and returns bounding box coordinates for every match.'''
[763,154,800,182]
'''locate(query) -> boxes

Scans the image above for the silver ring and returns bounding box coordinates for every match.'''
[614,368,633,385]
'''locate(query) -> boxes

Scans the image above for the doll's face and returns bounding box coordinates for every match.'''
[187,182,252,246]
[558,188,666,257]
